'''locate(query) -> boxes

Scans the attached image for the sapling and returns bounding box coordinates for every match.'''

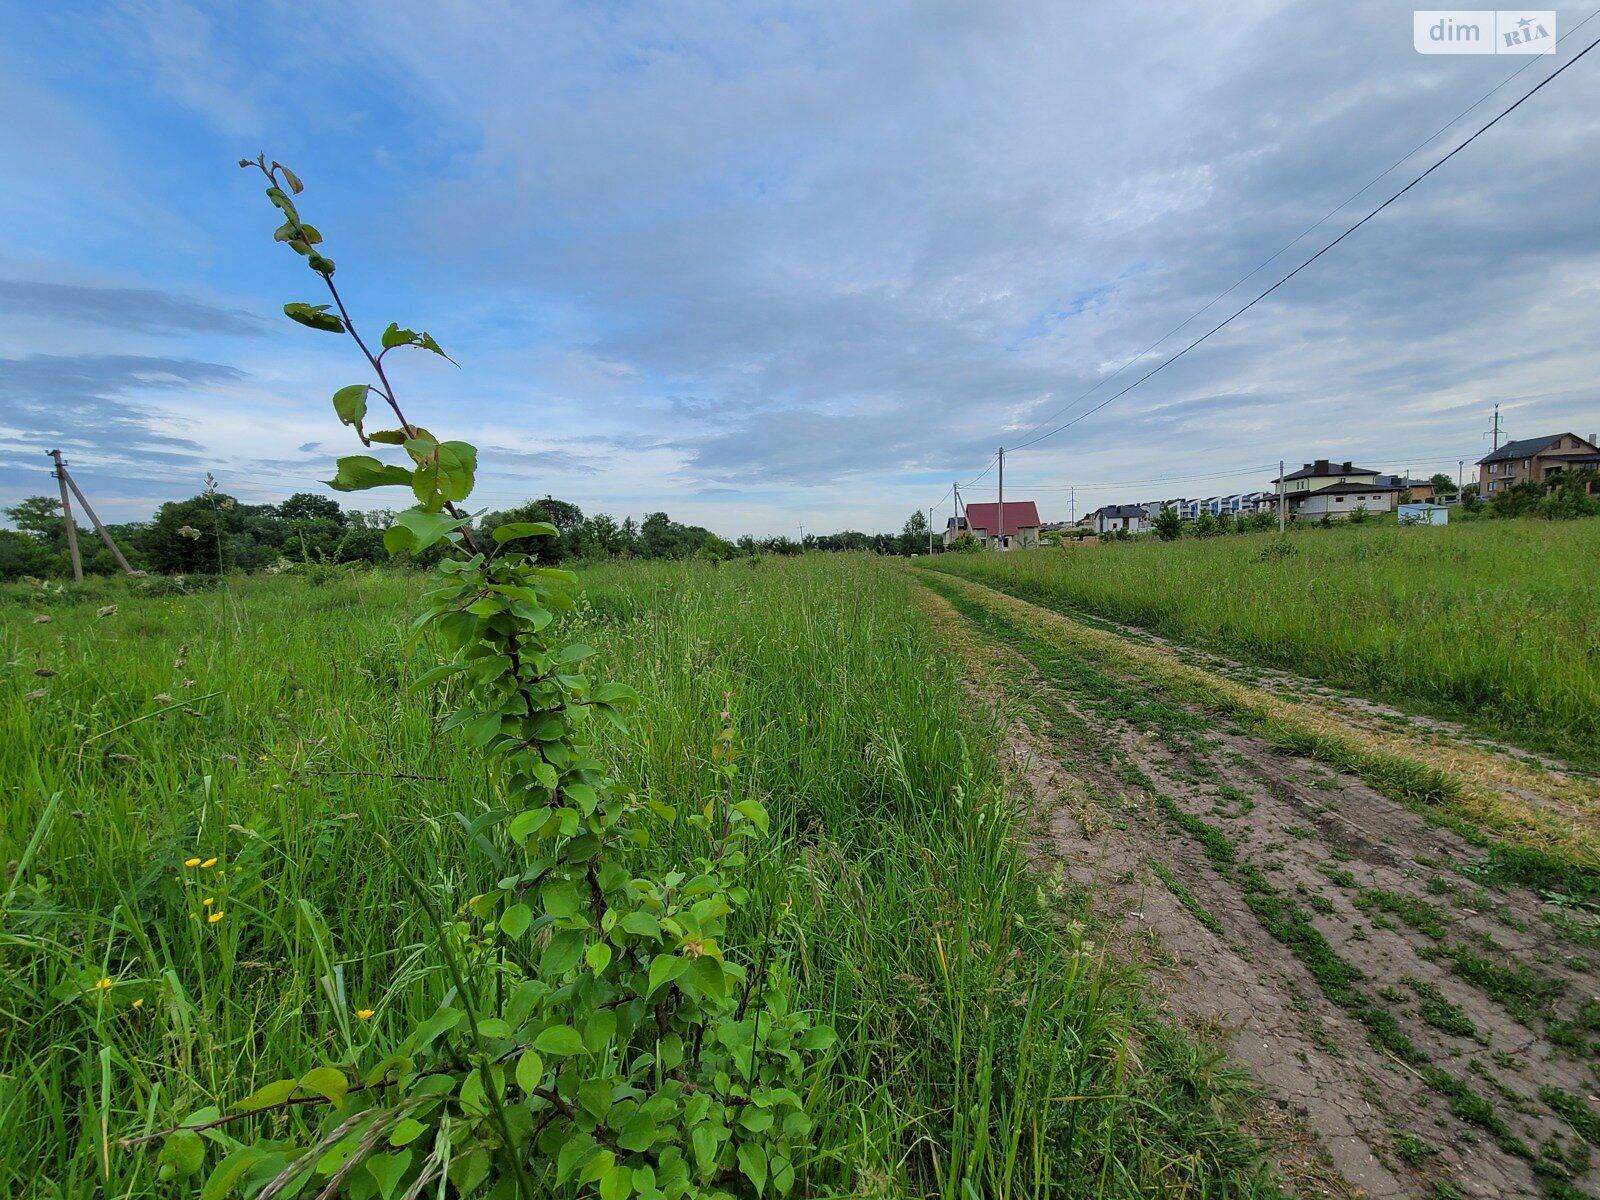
[132,157,830,1200]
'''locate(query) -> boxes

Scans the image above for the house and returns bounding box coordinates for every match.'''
[1092,504,1150,535]
[1376,475,1438,501]
[1289,482,1401,520]
[1273,459,1395,519]
[1477,433,1600,496]
[953,501,1042,549]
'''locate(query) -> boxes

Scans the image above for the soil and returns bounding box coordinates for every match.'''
[924,578,1600,1200]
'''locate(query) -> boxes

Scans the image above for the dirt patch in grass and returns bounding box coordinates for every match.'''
[919,576,1600,1200]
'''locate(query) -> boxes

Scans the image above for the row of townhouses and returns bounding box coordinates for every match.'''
[1088,433,1599,534]
[941,432,1599,548]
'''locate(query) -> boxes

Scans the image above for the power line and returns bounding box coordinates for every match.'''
[1003,29,1600,456]
[1007,6,1600,449]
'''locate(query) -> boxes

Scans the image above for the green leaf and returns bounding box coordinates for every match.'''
[299,1066,349,1109]
[409,439,476,506]
[381,322,415,349]
[327,455,411,493]
[307,252,336,276]
[491,521,559,543]
[389,1118,429,1148]
[158,1129,205,1181]
[541,877,582,920]
[332,384,369,436]
[620,911,661,939]
[237,1078,298,1111]
[533,1025,586,1057]
[410,662,466,690]
[283,301,344,333]
[365,1150,413,1200]
[499,902,532,938]
[737,1143,768,1195]
[798,1025,838,1052]
[586,941,613,973]
[648,954,687,998]
[200,1146,265,1200]
[265,186,300,222]
[277,164,304,194]
[600,1162,634,1200]
[691,1122,720,1175]
[384,507,469,556]
[514,1048,545,1096]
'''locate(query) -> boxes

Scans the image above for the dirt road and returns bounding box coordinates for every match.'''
[919,572,1600,1200]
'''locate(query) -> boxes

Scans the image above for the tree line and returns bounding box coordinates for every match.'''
[0,491,941,580]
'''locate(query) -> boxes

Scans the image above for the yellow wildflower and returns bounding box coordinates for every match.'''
[200,857,218,869]
[184,857,201,868]
[132,998,144,1009]
[94,977,113,991]
[202,897,214,907]
[207,911,224,924]
[357,1008,375,1020]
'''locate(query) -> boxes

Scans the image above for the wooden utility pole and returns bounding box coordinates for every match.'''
[47,450,137,578]
[996,447,1005,551]
[48,449,83,582]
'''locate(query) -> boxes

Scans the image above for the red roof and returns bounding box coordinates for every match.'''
[962,501,1041,538]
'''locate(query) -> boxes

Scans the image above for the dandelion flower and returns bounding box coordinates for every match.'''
[207,911,224,924]
[357,1008,375,1020]
[132,998,144,1009]
[94,977,113,991]
[202,897,214,907]
[200,857,218,869]
[184,857,202,868]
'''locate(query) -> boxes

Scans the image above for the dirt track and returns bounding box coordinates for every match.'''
[920,573,1600,1200]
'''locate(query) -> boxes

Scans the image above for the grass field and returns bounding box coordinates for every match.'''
[1,558,1279,1198]
[924,521,1600,772]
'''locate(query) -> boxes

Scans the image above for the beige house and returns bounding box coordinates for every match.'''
[1273,459,1397,520]
[1477,433,1600,496]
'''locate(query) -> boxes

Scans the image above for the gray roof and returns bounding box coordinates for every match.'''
[1291,481,1401,499]
[1478,434,1570,464]
[1093,504,1147,519]
[1281,459,1380,481]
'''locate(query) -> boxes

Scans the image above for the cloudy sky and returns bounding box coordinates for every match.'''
[2,1,1597,536]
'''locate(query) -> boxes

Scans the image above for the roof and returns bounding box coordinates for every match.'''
[1477,434,1596,465]
[1092,504,1147,519]
[1281,459,1380,481]
[962,501,1042,537]
[1290,481,1401,500]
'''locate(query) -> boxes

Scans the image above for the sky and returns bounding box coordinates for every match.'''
[1,1,1597,537]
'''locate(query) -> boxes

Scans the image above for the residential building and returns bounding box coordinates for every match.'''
[1092,504,1150,535]
[1289,482,1400,520]
[950,501,1043,549]
[1376,474,1438,501]
[1476,433,1600,496]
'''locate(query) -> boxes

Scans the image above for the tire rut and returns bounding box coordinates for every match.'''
[923,576,1600,1200]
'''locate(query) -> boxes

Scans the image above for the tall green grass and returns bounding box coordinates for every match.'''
[925,522,1600,771]
[1,559,1275,1197]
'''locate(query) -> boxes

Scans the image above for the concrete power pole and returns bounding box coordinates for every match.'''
[1277,459,1286,534]
[996,447,1004,551]
[48,449,84,582]
[926,507,933,555]
[1490,404,1503,452]
[61,465,135,574]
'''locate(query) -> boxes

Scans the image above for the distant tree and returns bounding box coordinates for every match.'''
[1397,488,1414,505]
[576,513,626,558]
[950,532,982,553]
[277,492,347,526]
[901,510,930,555]
[1249,508,1278,532]
[1152,506,1184,541]
[1193,511,1221,538]
[1429,473,1457,497]
[3,496,66,546]
[139,494,237,573]
[479,499,577,564]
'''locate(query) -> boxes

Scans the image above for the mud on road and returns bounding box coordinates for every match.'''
[918,572,1600,1200]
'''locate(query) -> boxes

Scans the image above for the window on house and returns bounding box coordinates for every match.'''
[1336,496,1345,503]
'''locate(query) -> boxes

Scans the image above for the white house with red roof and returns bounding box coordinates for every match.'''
[944,500,1042,550]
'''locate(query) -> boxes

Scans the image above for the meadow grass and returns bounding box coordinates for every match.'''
[923,521,1600,772]
[1,558,1279,1198]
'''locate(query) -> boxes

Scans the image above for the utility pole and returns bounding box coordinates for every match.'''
[996,447,1004,551]
[1277,459,1286,534]
[1489,403,1503,452]
[1068,485,1075,525]
[58,459,135,574]
[927,508,933,555]
[1458,459,1464,491]
[48,449,84,582]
